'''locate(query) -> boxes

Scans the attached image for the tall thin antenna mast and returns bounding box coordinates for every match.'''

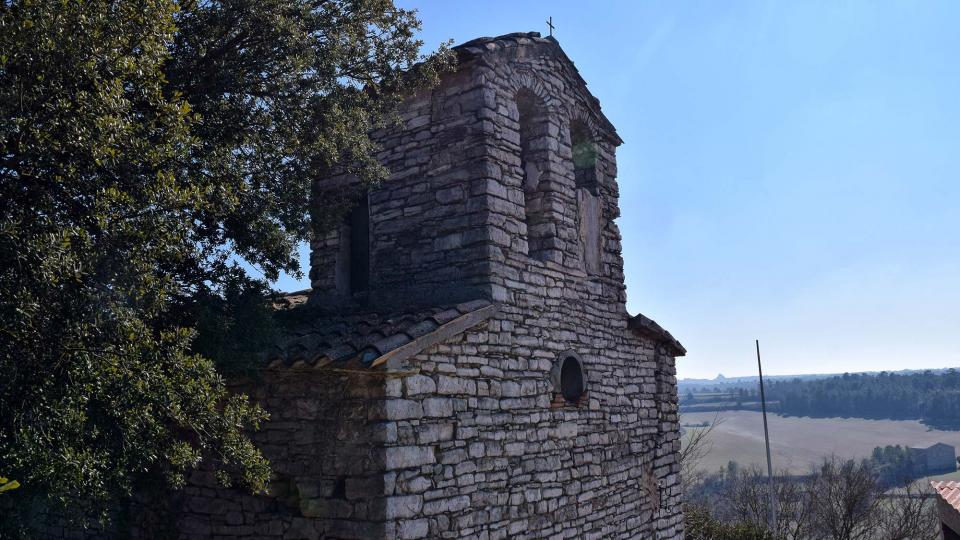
[756,339,778,533]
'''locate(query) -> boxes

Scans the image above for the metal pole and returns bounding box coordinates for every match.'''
[756,339,778,533]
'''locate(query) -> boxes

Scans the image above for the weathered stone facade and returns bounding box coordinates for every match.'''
[295,31,686,539]
[37,31,685,539]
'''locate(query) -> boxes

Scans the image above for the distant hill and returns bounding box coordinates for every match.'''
[679,367,953,392]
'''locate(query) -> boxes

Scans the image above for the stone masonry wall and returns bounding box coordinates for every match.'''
[379,310,682,539]
[167,370,391,539]
[19,368,392,540]
[310,67,499,308]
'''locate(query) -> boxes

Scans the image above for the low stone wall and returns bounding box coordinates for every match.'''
[169,370,389,539]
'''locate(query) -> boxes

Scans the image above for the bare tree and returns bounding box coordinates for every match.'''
[702,458,938,540]
[875,482,939,540]
[681,424,939,540]
[808,456,881,540]
[775,472,816,540]
[680,413,724,497]
[723,465,815,540]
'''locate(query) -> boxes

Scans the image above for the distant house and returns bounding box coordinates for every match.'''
[909,442,957,474]
[931,481,960,540]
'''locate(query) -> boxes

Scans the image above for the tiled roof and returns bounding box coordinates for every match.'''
[933,481,960,511]
[628,313,686,357]
[272,289,311,310]
[932,480,960,534]
[453,32,622,145]
[264,299,498,371]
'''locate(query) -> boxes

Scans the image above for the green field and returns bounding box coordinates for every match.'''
[682,410,960,475]
[908,469,960,491]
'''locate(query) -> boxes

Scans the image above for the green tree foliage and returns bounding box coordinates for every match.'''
[0,0,451,525]
[0,476,20,494]
[767,369,960,428]
[870,445,918,487]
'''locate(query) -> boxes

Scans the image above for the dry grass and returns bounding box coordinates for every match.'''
[682,410,960,474]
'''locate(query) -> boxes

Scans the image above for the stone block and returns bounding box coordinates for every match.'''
[385,446,436,470]
[404,374,437,396]
[386,399,424,420]
[398,519,430,539]
[422,397,454,417]
[385,494,424,519]
[345,476,383,500]
[436,375,476,395]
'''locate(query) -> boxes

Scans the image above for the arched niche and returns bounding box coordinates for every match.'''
[516,88,556,262]
[568,119,602,275]
[569,119,599,194]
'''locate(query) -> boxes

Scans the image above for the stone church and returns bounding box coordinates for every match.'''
[67,31,686,539]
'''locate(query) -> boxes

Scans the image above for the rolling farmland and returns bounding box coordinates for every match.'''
[682,410,960,474]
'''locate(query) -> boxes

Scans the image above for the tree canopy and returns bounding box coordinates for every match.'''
[767,369,960,429]
[0,0,451,525]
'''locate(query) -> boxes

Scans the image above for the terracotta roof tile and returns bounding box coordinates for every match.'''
[405,319,439,340]
[371,333,412,356]
[430,308,462,326]
[456,299,492,313]
[324,343,357,362]
[265,299,498,370]
[272,289,311,310]
[933,481,960,511]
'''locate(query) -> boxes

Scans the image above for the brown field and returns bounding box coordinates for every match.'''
[682,410,960,474]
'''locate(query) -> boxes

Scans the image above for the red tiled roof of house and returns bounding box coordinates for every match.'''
[932,481,960,510]
[932,481,960,536]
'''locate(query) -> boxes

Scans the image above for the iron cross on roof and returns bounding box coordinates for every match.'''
[546,16,555,37]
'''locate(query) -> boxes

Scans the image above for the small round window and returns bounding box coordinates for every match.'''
[560,357,585,402]
[551,354,586,404]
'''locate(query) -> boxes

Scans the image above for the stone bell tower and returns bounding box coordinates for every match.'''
[309,32,628,316]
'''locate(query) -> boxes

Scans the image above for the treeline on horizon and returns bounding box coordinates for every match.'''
[682,369,960,429]
[766,369,960,429]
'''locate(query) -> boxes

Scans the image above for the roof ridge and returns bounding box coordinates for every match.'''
[453,31,550,51]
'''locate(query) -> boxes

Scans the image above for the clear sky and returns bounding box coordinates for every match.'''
[274,1,960,379]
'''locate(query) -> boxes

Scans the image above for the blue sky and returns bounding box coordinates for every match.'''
[275,1,960,379]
